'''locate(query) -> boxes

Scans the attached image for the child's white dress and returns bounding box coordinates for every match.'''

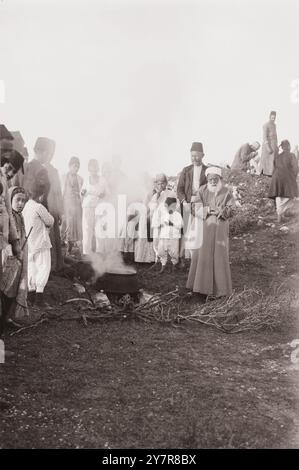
[23,199,54,293]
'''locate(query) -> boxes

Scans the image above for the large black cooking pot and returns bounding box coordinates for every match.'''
[95,271,139,294]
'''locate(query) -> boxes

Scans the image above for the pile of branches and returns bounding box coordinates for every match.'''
[178,285,293,333]
[125,284,293,333]
[222,169,274,236]
[60,284,294,334]
[10,285,294,336]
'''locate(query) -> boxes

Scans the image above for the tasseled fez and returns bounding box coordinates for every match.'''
[190,142,204,152]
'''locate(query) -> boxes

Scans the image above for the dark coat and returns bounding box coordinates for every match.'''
[177,163,208,203]
[268,151,298,198]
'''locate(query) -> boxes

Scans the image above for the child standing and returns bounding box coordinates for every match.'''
[5,186,29,322]
[23,181,54,307]
[152,196,183,273]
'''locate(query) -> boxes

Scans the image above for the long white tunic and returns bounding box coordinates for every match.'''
[23,199,54,254]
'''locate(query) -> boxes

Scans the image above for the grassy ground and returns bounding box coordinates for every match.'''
[1,205,299,449]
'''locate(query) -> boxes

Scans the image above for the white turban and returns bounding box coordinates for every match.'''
[205,166,222,178]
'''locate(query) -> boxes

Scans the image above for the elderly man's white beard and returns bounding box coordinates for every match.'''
[207,180,222,193]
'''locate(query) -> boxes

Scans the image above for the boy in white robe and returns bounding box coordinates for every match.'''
[152,197,183,273]
[23,181,54,307]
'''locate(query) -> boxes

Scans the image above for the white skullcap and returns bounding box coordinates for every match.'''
[205,166,222,178]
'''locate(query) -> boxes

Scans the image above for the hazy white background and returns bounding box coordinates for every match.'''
[0,0,299,179]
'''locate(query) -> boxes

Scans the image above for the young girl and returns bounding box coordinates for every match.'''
[4,187,29,322]
[2,186,29,321]
[22,181,54,307]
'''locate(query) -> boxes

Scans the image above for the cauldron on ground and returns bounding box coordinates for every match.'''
[95,271,138,294]
[95,271,140,304]
[72,260,140,303]
[71,258,140,304]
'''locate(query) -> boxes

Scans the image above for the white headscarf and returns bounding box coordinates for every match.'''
[205,166,222,178]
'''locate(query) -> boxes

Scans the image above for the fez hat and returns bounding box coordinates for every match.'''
[190,142,204,152]
[7,150,25,174]
[269,110,276,117]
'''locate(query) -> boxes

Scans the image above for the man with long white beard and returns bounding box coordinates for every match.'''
[186,166,235,299]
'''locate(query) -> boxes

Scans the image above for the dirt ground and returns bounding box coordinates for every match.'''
[1,205,299,449]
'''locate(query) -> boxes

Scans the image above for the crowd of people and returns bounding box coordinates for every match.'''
[0,110,298,342]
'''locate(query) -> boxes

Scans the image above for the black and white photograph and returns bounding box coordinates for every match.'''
[1,0,299,453]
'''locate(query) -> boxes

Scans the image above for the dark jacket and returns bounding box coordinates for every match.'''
[268,151,298,199]
[177,163,208,203]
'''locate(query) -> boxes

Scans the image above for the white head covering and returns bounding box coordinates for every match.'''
[205,166,222,178]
